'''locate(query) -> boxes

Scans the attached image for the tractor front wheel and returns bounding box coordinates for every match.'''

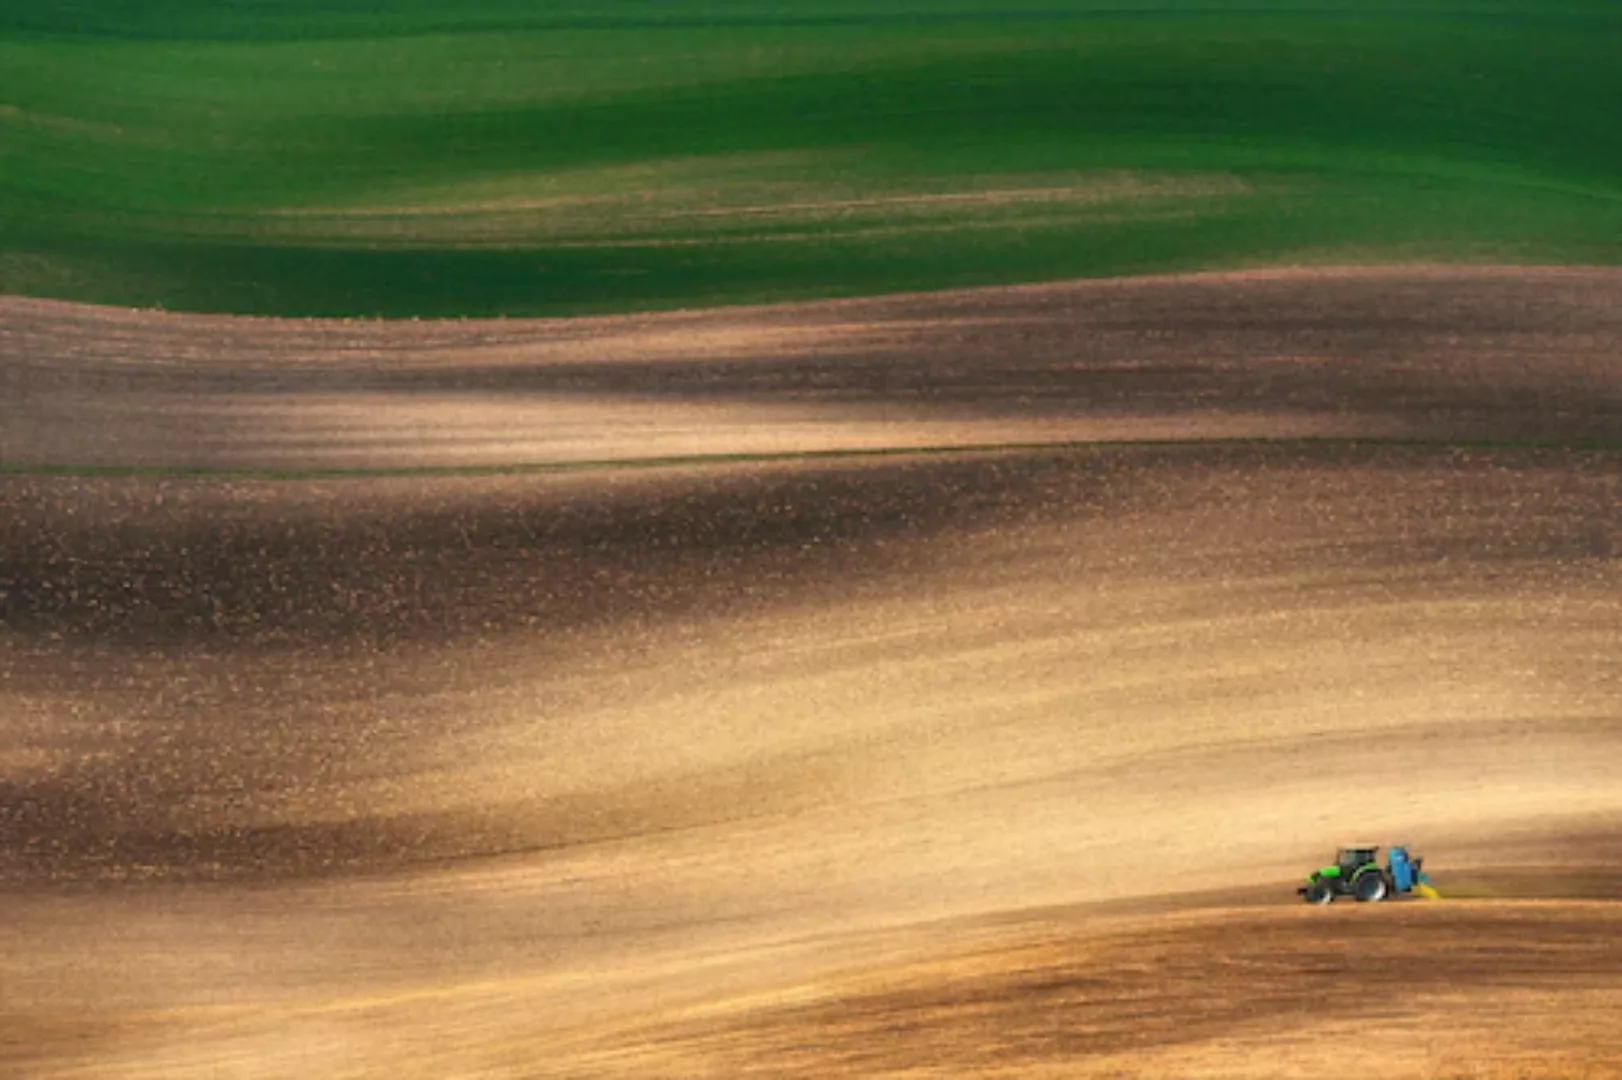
[1305,880,1334,905]
[1354,873,1388,903]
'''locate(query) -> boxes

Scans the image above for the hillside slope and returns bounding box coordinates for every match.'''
[4,2,1621,315]
[3,266,1619,1076]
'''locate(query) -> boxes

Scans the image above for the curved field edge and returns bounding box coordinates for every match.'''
[3,2,1621,317]
[4,437,1621,482]
[549,901,1622,1079]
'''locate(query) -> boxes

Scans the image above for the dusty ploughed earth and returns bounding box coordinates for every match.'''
[1,267,1619,1077]
[5,265,1620,470]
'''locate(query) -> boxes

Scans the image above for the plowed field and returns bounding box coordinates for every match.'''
[3,267,1619,1077]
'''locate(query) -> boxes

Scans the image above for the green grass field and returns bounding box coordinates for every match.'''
[3,2,1620,316]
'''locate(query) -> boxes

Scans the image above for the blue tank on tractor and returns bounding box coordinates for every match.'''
[1388,845,1419,893]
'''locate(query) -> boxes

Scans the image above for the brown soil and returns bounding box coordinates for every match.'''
[5,265,1620,469]
[556,902,1622,1078]
[1,267,1619,1077]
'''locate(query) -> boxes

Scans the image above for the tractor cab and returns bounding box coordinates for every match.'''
[1336,846,1379,874]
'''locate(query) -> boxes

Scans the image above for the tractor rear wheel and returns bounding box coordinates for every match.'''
[1305,880,1334,905]
[1354,873,1388,903]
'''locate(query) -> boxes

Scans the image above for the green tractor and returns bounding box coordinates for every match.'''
[1299,844,1435,904]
